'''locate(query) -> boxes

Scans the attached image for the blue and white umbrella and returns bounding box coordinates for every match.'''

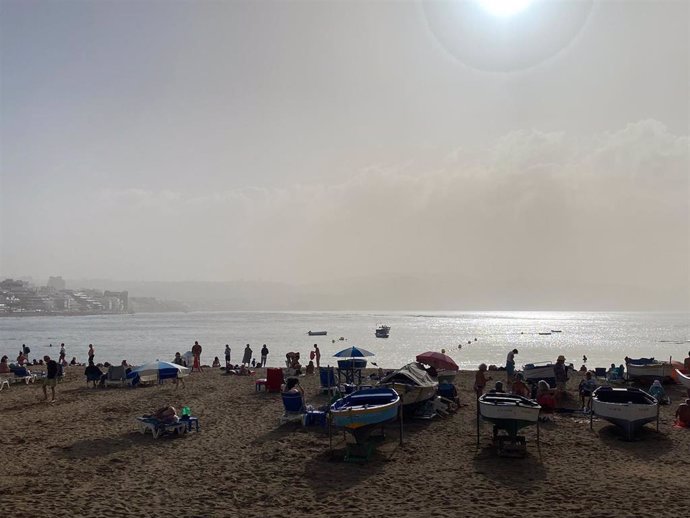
[129,360,190,381]
[333,346,375,358]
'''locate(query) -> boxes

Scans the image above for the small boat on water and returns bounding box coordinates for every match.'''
[551,330,562,333]
[591,386,658,440]
[675,369,690,390]
[379,362,438,409]
[330,387,400,433]
[308,331,327,336]
[538,332,552,336]
[375,325,390,338]
[478,392,541,436]
[625,358,674,382]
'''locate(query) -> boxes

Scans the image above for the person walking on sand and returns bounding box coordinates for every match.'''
[191,341,203,372]
[506,349,518,384]
[225,344,232,369]
[87,344,95,363]
[42,355,59,402]
[242,344,252,366]
[260,344,268,367]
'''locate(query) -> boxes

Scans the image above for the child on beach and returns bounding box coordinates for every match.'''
[474,364,491,397]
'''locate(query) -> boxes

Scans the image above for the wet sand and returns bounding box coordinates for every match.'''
[1,367,687,517]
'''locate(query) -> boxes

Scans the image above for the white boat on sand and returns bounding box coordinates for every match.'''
[591,386,658,440]
[625,358,674,382]
[675,369,690,390]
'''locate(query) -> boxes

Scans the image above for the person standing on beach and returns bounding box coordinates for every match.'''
[260,344,268,367]
[554,355,568,403]
[506,349,518,384]
[313,344,321,368]
[684,351,690,371]
[225,344,232,369]
[22,344,31,363]
[42,355,58,402]
[242,344,252,366]
[191,341,203,372]
[87,344,94,363]
[59,344,66,364]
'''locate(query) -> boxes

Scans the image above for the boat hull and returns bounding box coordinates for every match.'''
[308,331,327,336]
[523,364,555,384]
[380,382,437,407]
[330,388,400,430]
[626,363,674,382]
[591,387,658,440]
[675,369,690,390]
[478,394,541,436]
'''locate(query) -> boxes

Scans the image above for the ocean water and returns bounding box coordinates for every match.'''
[1,311,688,370]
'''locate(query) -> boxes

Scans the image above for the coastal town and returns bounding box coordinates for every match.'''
[0,277,187,315]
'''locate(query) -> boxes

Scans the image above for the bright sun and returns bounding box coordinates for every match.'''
[476,0,534,17]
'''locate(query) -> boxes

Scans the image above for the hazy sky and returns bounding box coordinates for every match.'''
[1,1,688,307]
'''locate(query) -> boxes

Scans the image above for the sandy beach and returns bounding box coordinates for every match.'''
[1,366,687,518]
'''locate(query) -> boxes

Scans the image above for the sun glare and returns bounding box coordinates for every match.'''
[476,0,534,17]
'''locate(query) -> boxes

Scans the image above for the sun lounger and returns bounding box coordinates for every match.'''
[136,417,188,439]
[104,366,129,387]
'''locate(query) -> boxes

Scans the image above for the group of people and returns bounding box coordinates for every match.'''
[284,344,322,376]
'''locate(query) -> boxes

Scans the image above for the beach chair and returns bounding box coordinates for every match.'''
[136,417,187,439]
[279,392,306,425]
[266,368,284,393]
[104,366,128,387]
[12,368,36,385]
[0,377,9,391]
[319,367,337,395]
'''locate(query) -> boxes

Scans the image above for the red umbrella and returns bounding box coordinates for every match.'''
[416,351,459,371]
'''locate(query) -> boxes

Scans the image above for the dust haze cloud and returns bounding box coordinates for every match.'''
[1,1,688,310]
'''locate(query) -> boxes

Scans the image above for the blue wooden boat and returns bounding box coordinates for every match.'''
[330,388,400,431]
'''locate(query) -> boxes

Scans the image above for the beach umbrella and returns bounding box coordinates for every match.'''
[333,346,375,358]
[130,360,190,381]
[415,351,459,372]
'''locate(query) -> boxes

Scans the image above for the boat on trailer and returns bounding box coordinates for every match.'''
[379,362,438,409]
[591,386,658,440]
[625,358,674,382]
[478,393,541,435]
[330,387,400,431]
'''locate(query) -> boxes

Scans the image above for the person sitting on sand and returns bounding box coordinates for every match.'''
[84,361,104,388]
[675,399,690,427]
[153,406,179,424]
[283,377,304,396]
[648,380,669,404]
[579,371,597,409]
[16,351,27,366]
[579,364,587,373]
[0,355,9,374]
[474,364,492,398]
[173,352,184,367]
[212,357,221,368]
[489,381,505,394]
[305,360,315,375]
[536,380,557,416]
[511,374,531,398]
[70,357,77,366]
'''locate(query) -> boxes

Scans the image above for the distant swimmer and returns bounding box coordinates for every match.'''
[583,355,587,363]
[458,344,462,350]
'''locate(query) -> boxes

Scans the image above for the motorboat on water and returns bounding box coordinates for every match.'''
[591,386,658,440]
[625,358,674,382]
[308,331,327,336]
[379,362,438,409]
[478,392,542,436]
[375,325,390,338]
